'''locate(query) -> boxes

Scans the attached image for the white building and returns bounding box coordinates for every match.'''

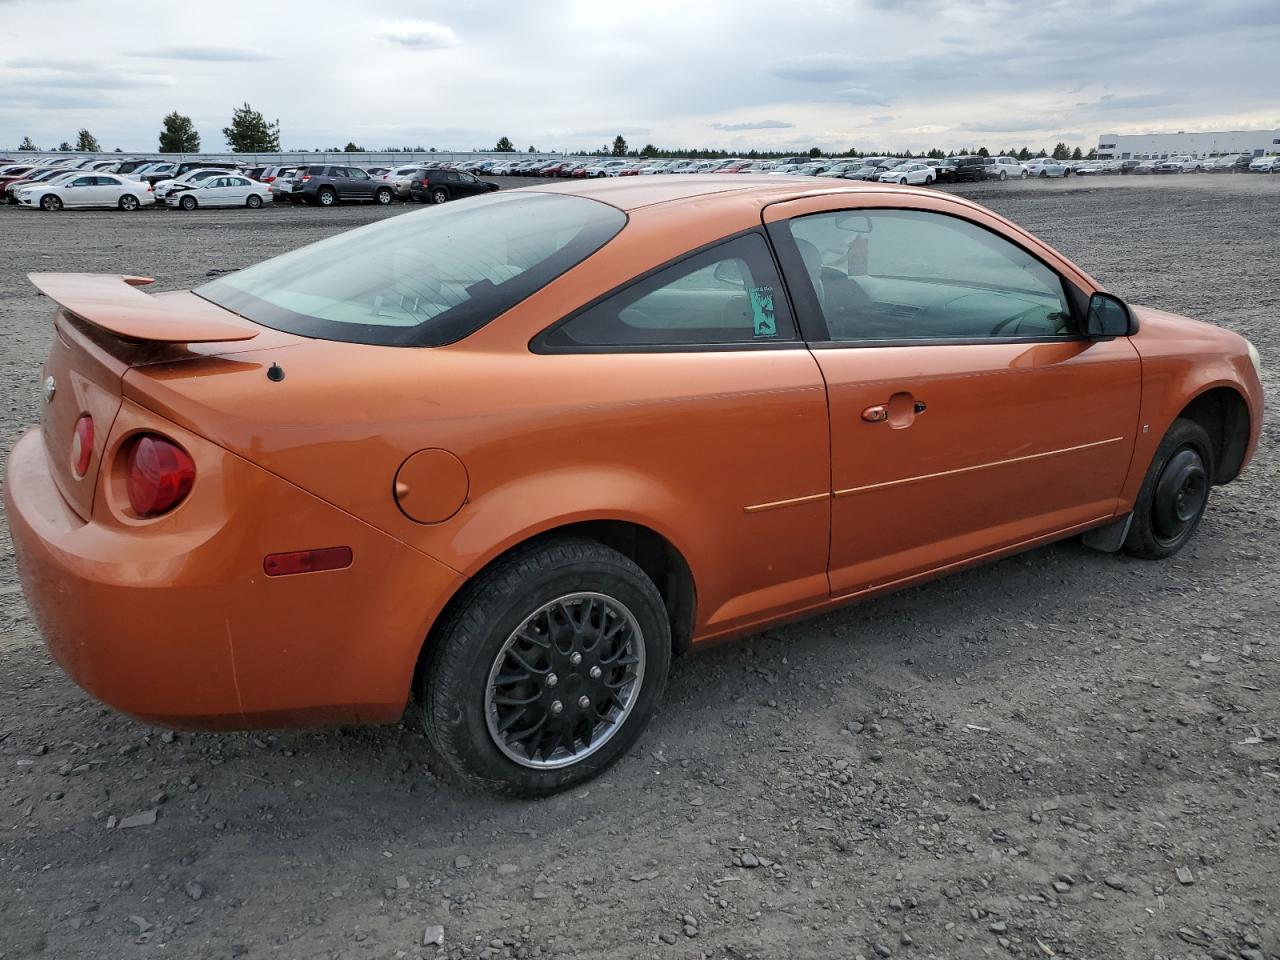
[1096,129,1280,160]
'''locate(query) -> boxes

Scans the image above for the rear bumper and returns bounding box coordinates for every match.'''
[5,410,462,731]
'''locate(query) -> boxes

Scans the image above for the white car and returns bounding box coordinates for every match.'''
[1248,155,1279,173]
[1024,158,1071,178]
[584,160,630,178]
[167,174,273,210]
[153,168,237,201]
[18,173,155,211]
[1158,155,1203,173]
[986,156,1029,180]
[874,161,936,185]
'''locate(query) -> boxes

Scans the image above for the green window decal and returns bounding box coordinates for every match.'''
[749,285,778,338]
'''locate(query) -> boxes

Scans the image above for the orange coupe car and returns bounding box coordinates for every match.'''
[6,177,1262,795]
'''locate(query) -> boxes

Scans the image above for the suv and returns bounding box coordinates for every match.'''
[290,165,396,206]
[408,167,500,204]
[948,155,992,182]
[986,156,1028,180]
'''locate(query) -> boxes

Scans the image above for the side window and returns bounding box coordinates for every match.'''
[540,233,796,349]
[446,171,460,182]
[72,176,94,186]
[349,168,370,180]
[785,209,1074,342]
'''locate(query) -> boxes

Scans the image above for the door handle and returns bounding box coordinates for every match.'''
[862,395,926,427]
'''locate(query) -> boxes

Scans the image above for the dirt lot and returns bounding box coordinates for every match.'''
[1,176,1277,960]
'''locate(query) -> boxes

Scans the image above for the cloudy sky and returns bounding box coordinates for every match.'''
[2,0,1277,155]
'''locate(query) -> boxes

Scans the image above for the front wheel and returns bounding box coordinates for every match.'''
[1124,418,1214,560]
[422,538,671,796]
[41,194,63,211]
[118,194,139,211]
[898,176,908,185]
[179,194,197,211]
[375,187,393,205]
[246,194,263,208]
[1020,170,1028,178]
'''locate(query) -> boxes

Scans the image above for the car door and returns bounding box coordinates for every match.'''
[533,230,832,637]
[764,196,1141,598]
[222,175,252,205]
[346,167,374,198]
[457,172,485,196]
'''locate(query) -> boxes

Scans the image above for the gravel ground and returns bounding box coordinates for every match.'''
[1,175,1277,960]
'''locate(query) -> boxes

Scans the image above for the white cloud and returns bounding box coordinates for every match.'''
[378,19,461,50]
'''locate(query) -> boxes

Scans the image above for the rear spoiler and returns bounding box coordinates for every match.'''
[28,272,258,343]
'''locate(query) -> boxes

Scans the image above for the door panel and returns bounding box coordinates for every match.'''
[763,195,1141,597]
[814,339,1139,594]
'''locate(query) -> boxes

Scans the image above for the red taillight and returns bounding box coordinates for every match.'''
[126,435,195,517]
[71,414,94,477]
[301,173,312,182]
[263,176,275,182]
[263,547,353,577]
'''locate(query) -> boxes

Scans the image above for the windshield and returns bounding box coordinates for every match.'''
[196,192,627,347]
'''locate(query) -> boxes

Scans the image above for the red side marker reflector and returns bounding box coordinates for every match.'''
[263,546,353,577]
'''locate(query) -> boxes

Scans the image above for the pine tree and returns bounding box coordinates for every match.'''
[75,129,101,152]
[159,112,201,153]
[1052,141,1070,160]
[494,136,515,152]
[343,142,362,152]
[222,103,281,153]
[18,136,38,151]
[1071,146,1084,161]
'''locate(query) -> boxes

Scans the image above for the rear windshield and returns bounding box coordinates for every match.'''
[196,192,626,347]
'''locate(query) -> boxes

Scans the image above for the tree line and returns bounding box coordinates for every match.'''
[14,119,1094,162]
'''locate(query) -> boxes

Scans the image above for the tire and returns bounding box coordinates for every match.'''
[1123,418,1214,560]
[179,194,197,211]
[118,194,139,211]
[246,194,263,208]
[429,186,449,204]
[317,188,336,207]
[422,537,671,797]
[1020,170,1029,178]
[925,175,934,184]
[375,187,393,205]
[999,171,1008,181]
[40,194,62,211]
[1039,171,1048,178]
[898,177,908,185]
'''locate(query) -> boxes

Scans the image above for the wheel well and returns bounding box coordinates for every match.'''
[1177,387,1250,483]
[413,521,697,699]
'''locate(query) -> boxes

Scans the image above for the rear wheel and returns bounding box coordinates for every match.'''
[118,194,139,211]
[1124,418,1214,560]
[375,187,393,205]
[429,186,449,204]
[999,171,1008,181]
[317,188,336,207]
[422,538,671,796]
[179,194,197,211]
[246,194,263,208]
[41,194,62,211]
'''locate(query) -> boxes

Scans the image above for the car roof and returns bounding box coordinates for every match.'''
[516,173,938,213]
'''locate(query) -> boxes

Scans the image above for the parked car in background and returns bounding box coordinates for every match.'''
[1074,162,1109,176]
[585,160,630,178]
[1157,156,1203,174]
[383,165,425,199]
[1248,155,1279,173]
[0,165,39,192]
[4,166,76,203]
[817,161,862,178]
[1024,158,1070,177]
[1131,159,1161,175]
[17,172,154,211]
[167,174,273,210]
[408,167,500,204]
[948,156,992,182]
[986,157,1029,180]
[154,167,239,202]
[290,165,397,206]
[257,165,295,187]
[141,161,236,187]
[876,161,937,185]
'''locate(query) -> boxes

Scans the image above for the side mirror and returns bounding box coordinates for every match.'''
[1085,292,1135,338]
